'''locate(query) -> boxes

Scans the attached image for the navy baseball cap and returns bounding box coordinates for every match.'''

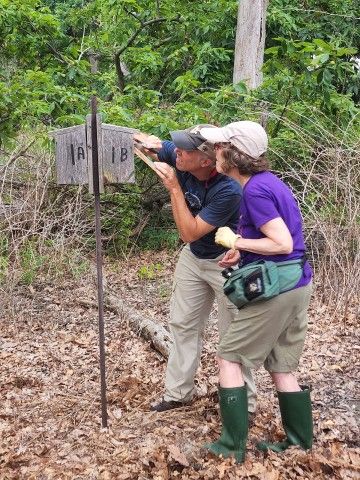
[170,124,217,160]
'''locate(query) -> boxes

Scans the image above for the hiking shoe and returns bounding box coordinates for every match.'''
[150,399,187,412]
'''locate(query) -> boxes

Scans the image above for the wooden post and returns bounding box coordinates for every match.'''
[90,95,108,429]
[51,52,139,429]
[87,114,104,194]
[88,51,108,429]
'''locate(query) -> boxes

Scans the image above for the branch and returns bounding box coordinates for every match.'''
[113,13,180,92]
[18,22,74,67]
[271,89,293,138]
[106,293,172,358]
[77,25,90,63]
[114,54,126,92]
[154,36,172,49]
[281,6,360,20]
[46,41,73,66]
[116,17,167,57]
[129,211,152,237]
[115,11,181,57]
[0,139,36,175]
[0,179,29,188]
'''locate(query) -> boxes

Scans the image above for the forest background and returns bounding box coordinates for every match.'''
[0,1,359,478]
[0,0,359,308]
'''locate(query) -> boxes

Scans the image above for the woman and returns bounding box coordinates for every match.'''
[199,121,313,463]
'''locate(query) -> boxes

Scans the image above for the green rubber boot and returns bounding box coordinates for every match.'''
[204,386,248,463]
[257,386,313,453]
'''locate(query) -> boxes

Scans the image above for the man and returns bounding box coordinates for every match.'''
[134,125,256,414]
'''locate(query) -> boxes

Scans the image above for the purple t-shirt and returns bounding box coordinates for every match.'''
[237,171,312,289]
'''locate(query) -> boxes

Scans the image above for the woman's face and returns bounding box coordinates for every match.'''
[213,143,230,174]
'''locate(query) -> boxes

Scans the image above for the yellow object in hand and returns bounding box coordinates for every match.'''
[215,227,240,250]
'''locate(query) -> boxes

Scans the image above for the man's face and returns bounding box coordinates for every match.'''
[175,147,207,172]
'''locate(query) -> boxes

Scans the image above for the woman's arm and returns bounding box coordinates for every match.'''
[216,218,293,255]
[235,217,293,255]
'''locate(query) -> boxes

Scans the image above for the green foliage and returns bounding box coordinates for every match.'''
[0,0,92,141]
[19,240,47,285]
[137,262,163,280]
[0,233,9,283]
[63,248,90,278]
[0,0,241,143]
[0,255,8,284]
[267,0,360,46]
[1,0,359,144]
[0,232,8,255]
[1,0,359,264]
[263,37,360,110]
[99,187,143,255]
[138,227,179,252]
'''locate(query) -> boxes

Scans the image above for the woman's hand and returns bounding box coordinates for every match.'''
[215,226,241,250]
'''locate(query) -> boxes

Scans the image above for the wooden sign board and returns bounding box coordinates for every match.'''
[51,125,88,185]
[51,118,138,192]
[101,123,136,185]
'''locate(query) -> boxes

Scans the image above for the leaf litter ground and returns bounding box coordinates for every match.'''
[0,250,359,479]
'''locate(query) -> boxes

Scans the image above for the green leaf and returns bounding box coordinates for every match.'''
[265,46,280,55]
[318,53,330,64]
[323,68,333,85]
[313,39,331,51]
[233,82,248,94]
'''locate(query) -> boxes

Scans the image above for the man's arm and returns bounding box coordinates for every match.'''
[154,162,215,242]
[134,135,213,241]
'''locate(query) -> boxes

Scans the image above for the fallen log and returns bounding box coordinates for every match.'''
[105,293,172,358]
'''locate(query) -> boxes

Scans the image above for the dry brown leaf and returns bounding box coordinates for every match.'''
[216,462,228,478]
[246,461,268,475]
[338,468,360,479]
[348,450,360,467]
[167,444,189,467]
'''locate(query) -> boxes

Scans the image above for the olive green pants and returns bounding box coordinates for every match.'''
[164,245,257,412]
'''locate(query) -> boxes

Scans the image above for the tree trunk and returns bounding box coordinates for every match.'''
[233,0,268,89]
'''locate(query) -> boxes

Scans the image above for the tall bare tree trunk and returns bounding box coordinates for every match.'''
[233,0,268,89]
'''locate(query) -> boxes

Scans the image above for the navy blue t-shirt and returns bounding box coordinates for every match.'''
[157,141,241,259]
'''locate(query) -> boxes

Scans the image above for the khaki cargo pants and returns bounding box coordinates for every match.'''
[164,245,257,412]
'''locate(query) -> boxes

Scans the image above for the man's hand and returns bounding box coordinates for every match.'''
[218,249,241,268]
[134,132,162,152]
[215,227,240,250]
[153,161,181,192]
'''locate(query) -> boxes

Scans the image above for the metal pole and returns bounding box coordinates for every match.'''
[91,94,108,429]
